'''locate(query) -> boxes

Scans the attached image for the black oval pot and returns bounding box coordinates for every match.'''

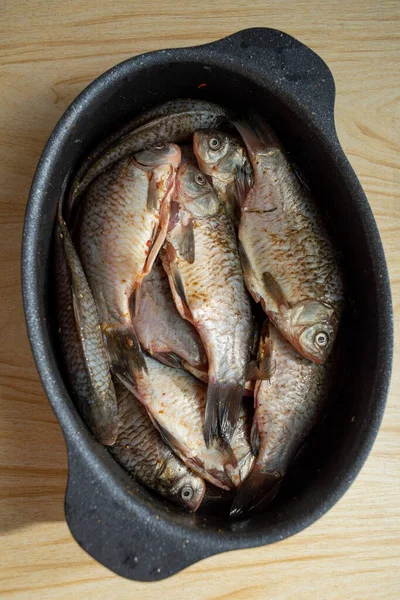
[22,28,393,581]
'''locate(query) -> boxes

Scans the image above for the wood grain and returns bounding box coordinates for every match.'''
[0,1,399,598]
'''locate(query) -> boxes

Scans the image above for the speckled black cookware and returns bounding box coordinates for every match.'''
[22,28,393,581]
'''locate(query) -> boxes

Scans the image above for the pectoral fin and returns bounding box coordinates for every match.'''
[235,163,252,207]
[150,351,183,369]
[146,172,160,213]
[169,219,195,264]
[262,272,289,310]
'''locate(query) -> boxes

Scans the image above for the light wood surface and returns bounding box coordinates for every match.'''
[1,1,399,598]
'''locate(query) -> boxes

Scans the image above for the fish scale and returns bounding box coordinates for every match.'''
[132,356,236,490]
[236,117,344,363]
[162,163,253,445]
[230,323,332,518]
[77,144,180,390]
[108,380,205,511]
[55,221,118,446]
[173,210,250,384]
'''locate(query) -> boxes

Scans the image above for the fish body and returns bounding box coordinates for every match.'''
[110,380,205,511]
[132,260,207,371]
[193,129,252,225]
[236,116,344,363]
[230,323,332,517]
[132,356,240,491]
[78,144,180,388]
[71,100,232,205]
[162,163,253,445]
[55,220,118,446]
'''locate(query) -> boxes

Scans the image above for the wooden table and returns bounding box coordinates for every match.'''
[1,1,399,597]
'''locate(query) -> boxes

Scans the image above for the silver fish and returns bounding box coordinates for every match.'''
[193,128,252,225]
[131,356,239,491]
[78,144,181,389]
[161,163,253,445]
[132,260,207,372]
[110,379,205,512]
[230,323,332,517]
[70,100,232,206]
[55,218,118,446]
[236,115,344,364]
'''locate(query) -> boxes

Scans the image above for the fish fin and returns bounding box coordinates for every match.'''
[234,120,266,159]
[245,360,258,381]
[146,412,197,473]
[262,271,289,309]
[246,111,281,149]
[187,451,233,491]
[226,451,253,488]
[103,324,147,390]
[147,412,182,452]
[247,335,276,381]
[204,382,243,445]
[144,177,173,274]
[250,418,260,456]
[143,225,165,277]
[229,463,282,519]
[256,320,276,378]
[219,385,244,443]
[161,249,194,323]
[235,164,252,208]
[150,351,183,369]
[169,218,195,264]
[204,382,221,448]
[170,261,190,312]
[146,172,160,213]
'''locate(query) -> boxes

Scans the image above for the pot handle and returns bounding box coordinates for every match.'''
[64,443,213,581]
[205,27,337,139]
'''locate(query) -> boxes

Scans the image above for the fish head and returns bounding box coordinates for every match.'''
[193,129,244,181]
[289,300,339,363]
[168,472,206,512]
[175,163,221,218]
[134,143,181,169]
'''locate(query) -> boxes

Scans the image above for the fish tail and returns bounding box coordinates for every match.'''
[205,382,243,446]
[103,323,148,391]
[234,114,280,160]
[247,111,281,148]
[204,382,221,447]
[229,463,282,519]
[218,384,244,444]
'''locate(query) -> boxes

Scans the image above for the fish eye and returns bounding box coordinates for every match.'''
[194,172,207,186]
[208,137,221,150]
[180,486,194,500]
[314,331,329,347]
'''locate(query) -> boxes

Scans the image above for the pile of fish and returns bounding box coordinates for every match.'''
[55,99,344,517]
